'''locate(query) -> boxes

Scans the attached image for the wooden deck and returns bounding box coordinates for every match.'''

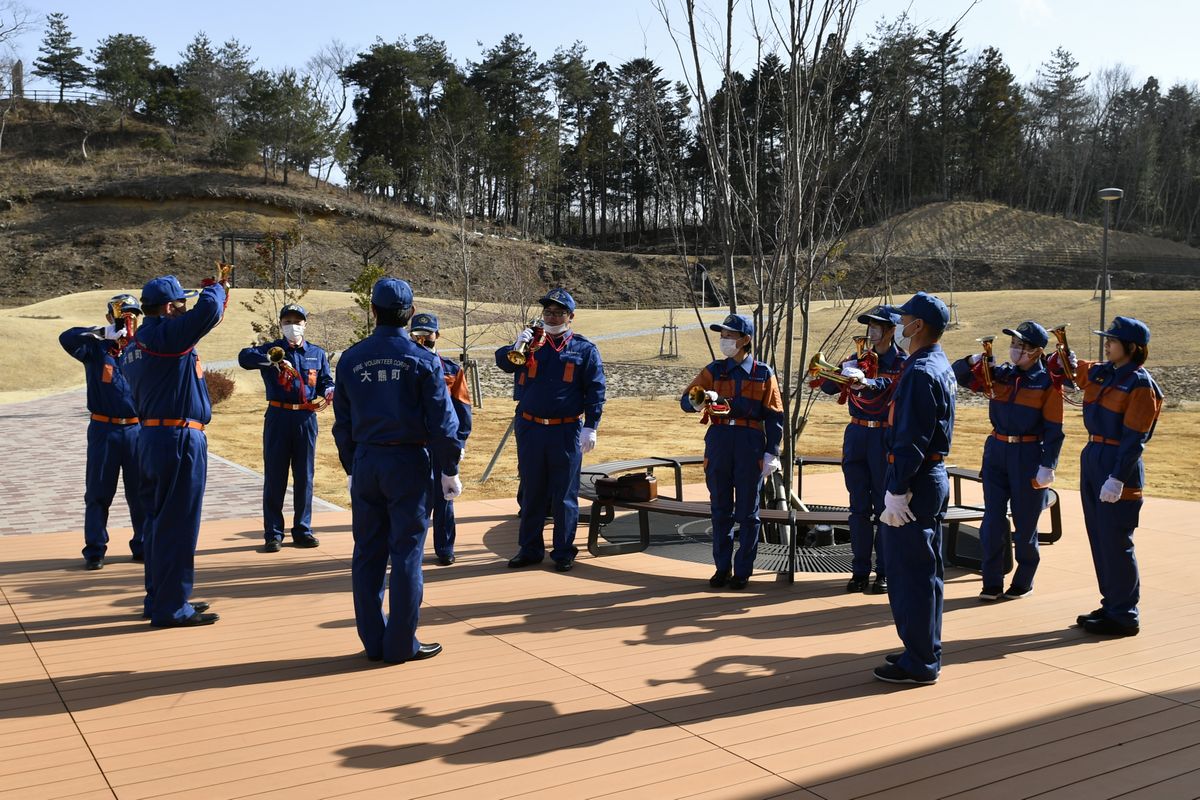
[3,473,1200,799]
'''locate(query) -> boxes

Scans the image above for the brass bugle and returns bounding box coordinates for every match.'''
[687,385,708,408]
[1051,323,1077,388]
[807,351,854,384]
[507,320,545,366]
[977,335,995,397]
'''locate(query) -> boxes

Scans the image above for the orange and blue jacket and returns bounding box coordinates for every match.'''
[1072,358,1163,484]
[952,357,1065,469]
[682,356,785,455]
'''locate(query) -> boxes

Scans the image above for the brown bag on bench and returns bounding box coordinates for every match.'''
[594,473,658,502]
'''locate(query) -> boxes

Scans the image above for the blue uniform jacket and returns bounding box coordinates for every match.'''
[331,325,461,475]
[238,339,334,404]
[818,344,906,422]
[1072,359,1163,485]
[495,333,606,429]
[681,356,785,455]
[951,357,1065,469]
[886,343,955,495]
[59,327,138,418]
[438,354,472,444]
[120,284,226,422]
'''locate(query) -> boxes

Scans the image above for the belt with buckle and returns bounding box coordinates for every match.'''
[141,418,205,431]
[991,431,1040,444]
[887,452,944,464]
[90,413,139,425]
[521,412,582,426]
[269,401,315,411]
[850,418,889,429]
[1089,435,1121,446]
[709,418,765,431]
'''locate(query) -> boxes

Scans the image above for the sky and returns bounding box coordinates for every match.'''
[5,0,1197,94]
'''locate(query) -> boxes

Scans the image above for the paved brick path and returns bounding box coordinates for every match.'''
[0,390,340,537]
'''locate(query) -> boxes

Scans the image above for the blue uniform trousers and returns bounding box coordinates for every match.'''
[262,407,317,542]
[350,444,431,662]
[979,437,1048,591]
[704,426,764,579]
[83,420,145,560]
[138,427,207,623]
[1080,443,1141,626]
[514,416,583,564]
[842,423,888,580]
[428,449,456,559]
[882,464,947,682]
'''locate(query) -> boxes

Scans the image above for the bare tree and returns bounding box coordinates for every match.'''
[65,99,116,160]
[338,217,396,269]
[0,1,31,53]
[304,39,354,187]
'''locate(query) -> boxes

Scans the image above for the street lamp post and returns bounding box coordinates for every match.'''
[1097,187,1124,354]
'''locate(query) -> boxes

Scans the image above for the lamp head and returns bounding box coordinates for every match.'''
[1097,187,1124,202]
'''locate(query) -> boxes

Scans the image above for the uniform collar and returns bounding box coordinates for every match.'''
[726,353,754,374]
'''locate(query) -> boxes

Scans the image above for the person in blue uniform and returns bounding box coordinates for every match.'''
[816,305,906,594]
[1054,317,1162,637]
[874,292,955,685]
[59,295,145,570]
[238,303,334,552]
[681,313,785,590]
[495,288,606,573]
[409,312,472,566]
[332,278,462,664]
[121,274,226,627]
[951,321,1064,601]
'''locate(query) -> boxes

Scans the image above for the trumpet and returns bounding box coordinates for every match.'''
[507,320,545,366]
[977,336,996,398]
[807,351,855,385]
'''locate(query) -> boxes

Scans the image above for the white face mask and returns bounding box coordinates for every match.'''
[1010,346,1026,366]
[281,323,305,344]
[894,320,918,351]
[543,322,570,336]
[719,338,742,358]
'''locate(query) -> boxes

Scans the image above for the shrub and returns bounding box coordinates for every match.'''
[204,369,236,406]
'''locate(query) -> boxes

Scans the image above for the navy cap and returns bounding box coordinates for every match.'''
[371,278,413,310]
[107,294,142,316]
[280,303,307,320]
[857,304,901,327]
[1002,320,1049,349]
[141,275,198,306]
[410,312,439,333]
[896,292,950,330]
[709,313,754,338]
[1094,316,1150,346]
[539,288,576,313]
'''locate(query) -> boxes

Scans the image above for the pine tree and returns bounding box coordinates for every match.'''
[92,33,156,131]
[31,12,89,102]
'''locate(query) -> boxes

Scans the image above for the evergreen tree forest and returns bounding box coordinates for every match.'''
[15,14,1200,248]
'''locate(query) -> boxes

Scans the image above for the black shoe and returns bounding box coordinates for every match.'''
[978,585,1004,602]
[884,652,902,665]
[84,558,104,571]
[555,560,574,572]
[264,539,282,553]
[1003,584,1034,600]
[1083,617,1140,637]
[507,554,543,568]
[437,554,456,566]
[145,601,210,619]
[728,575,749,590]
[709,569,731,588]
[294,534,320,548]
[131,553,144,563]
[387,643,442,664]
[873,663,937,685]
[846,577,869,593]
[871,577,888,594]
[1076,608,1105,626]
[151,611,220,628]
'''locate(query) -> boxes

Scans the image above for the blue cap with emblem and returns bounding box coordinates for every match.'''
[279,303,307,320]
[1002,320,1049,349]
[141,275,199,306]
[1094,316,1150,346]
[857,304,901,327]
[371,278,413,310]
[410,312,439,333]
[538,288,576,313]
[896,291,950,331]
[709,313,754,338]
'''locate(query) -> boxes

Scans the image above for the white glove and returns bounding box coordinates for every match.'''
[441,473,463,500]
[514,328,534,348]
[840,359,858,371]
[1099,476,1124,503]
[347,475,352,493]
[1065,349,1078,370]
[324,388,335,401]
[840,366,865,382]
[969,353,983,365]
[760,453,781,480]
[882,490,916,526]
[704,389,718,403]
[580,427,597,454]
[1033,466,1055,488]
[102,323,124,340]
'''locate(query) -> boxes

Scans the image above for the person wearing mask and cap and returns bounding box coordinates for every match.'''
[951,321,1064,602]
[409,312,472,566]
[495,288,606,573]
[1051,317,1162,637]
[238,303,334,553]
[681,313,784,590]
[59,294,146,570]
[816,304,906,595]
[874,292,955,685]
[120,273,227,627]
[332,278,462,664]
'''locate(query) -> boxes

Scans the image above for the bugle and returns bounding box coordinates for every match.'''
[977,336,996,398]
[807,351,854,385]
[507,320,545,366]
[1050,324,1076,387]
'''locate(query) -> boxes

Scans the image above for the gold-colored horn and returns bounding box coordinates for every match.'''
[977,335,996,397]
[507,320,545,366]
[807,351,853,384]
